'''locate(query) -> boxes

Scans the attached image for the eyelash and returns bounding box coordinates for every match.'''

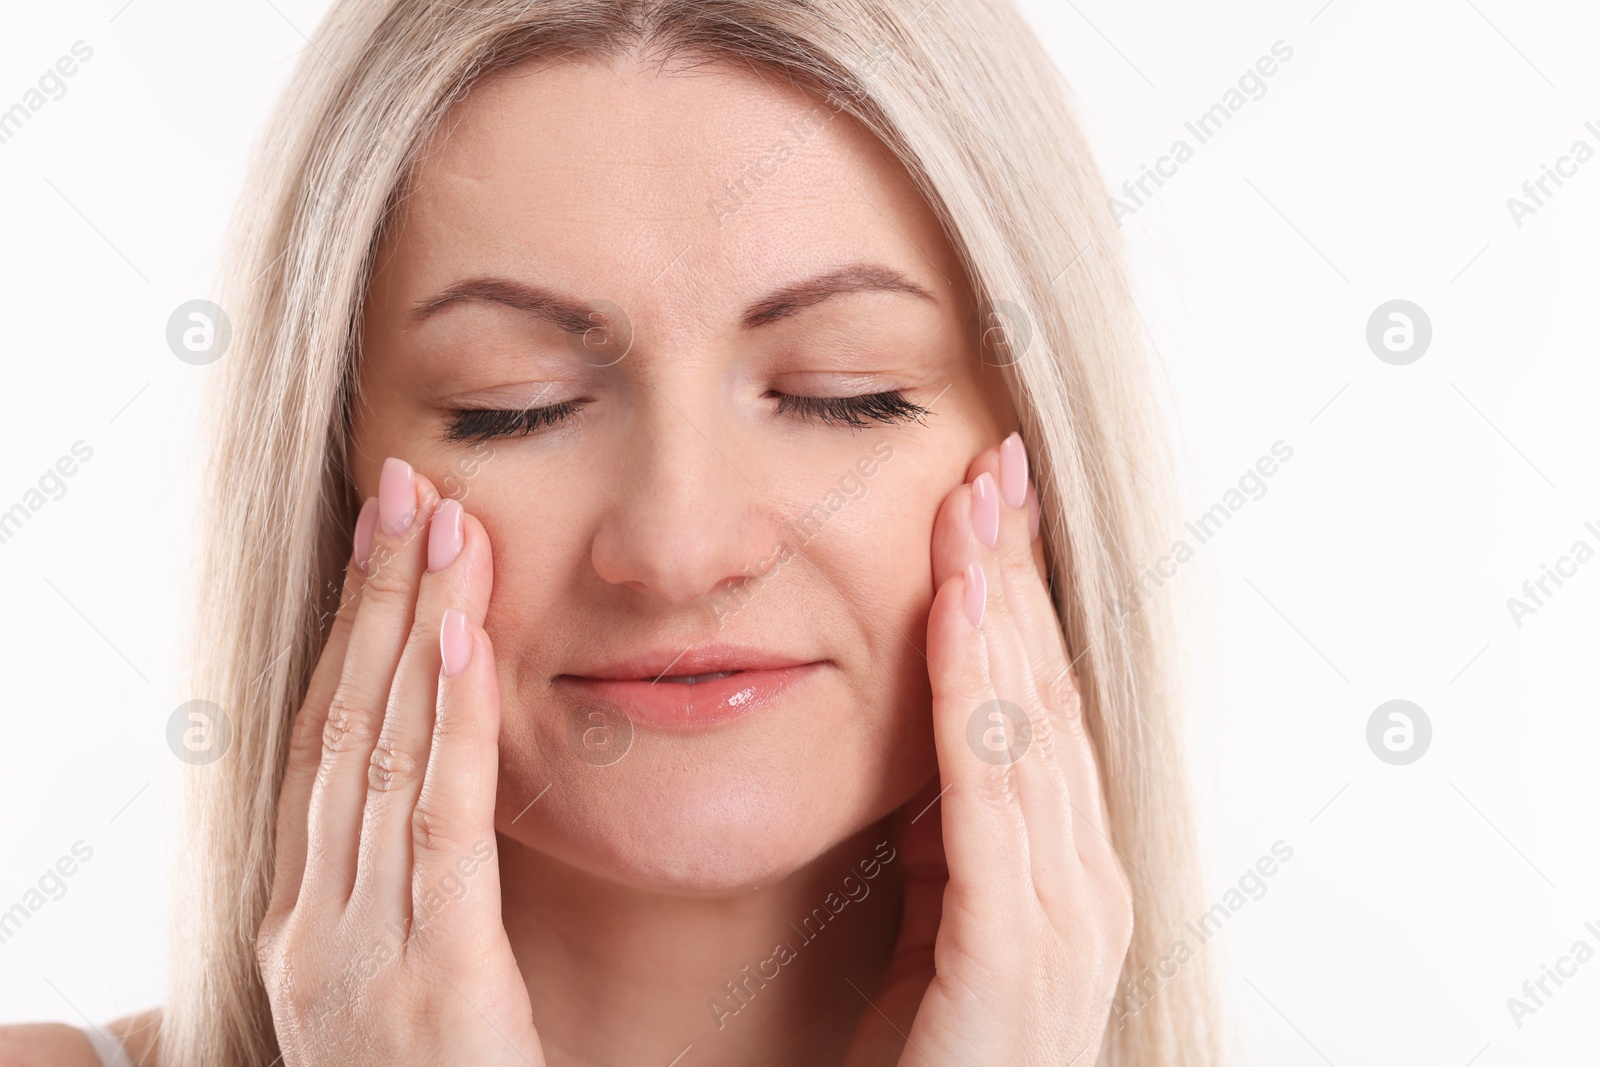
[444,391,930,443]
[444,401,581,443]
[773,390,930,428]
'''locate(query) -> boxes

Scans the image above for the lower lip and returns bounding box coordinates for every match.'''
[556,664,823,729]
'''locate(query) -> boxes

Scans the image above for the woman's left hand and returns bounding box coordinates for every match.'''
[842,433,1135,1067]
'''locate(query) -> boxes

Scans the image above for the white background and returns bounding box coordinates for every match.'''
[1,1,1596,1063]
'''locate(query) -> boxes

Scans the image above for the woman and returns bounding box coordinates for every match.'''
[0,0,1219,1063]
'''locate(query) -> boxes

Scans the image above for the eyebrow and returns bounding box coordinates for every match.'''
[738,263,938,328]
[407,262,939,332]
[408,277,596,332]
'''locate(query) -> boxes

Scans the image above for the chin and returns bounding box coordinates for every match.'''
[493,679,936,894]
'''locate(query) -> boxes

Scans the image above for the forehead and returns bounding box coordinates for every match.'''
[379,53,961,317]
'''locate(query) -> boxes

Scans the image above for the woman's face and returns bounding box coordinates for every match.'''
[353,54,1016,892]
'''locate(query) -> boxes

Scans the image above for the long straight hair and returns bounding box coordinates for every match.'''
[170,1,1220,1063]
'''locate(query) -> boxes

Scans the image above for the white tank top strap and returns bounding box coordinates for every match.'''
[80,1024,131,1067]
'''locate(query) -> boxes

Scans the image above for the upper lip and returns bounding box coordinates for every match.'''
[559,643,822,681]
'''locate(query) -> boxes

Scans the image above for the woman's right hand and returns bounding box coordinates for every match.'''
[255,457,543,1066]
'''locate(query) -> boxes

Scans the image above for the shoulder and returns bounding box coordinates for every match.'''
[0,1023,100,1067]
[0,1009,161,1067]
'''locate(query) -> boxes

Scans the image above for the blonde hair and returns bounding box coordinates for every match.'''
[170,1,1219,1063]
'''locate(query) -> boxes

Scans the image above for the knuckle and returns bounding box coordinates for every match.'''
[256,923,358,1031]
[325,600,359,646]
[1024,695,1059,762]
[1002,537,1036,574]
[972,759,1022,805]
[367,730,423,793]
[430,693,471,742]
[406,611,444,658]
[360,549,418,601]
[411,799,467,854]
[280,974,334,1025]
[329,576,362,625]
[257,923,312,993]
[286,703,325,762]
[322,689,380,756]
[1043,662,1085,736]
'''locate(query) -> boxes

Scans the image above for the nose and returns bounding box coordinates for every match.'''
[589,397,776,608]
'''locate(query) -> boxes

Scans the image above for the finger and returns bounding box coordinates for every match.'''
[934,471,1076,887]
[973,438,1112,845]
[967,443,1071,696]
[408,615,504,955]
[300,457,439,909]
[925,554,1033,915]
[981,442,1047,574]
[266,495,377,920]
[354,501,494,913]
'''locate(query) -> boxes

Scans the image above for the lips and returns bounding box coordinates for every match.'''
[555,644,825,729]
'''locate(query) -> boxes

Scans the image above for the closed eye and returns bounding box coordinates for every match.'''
[775,390,930,428]
[444,401,583,443]
[443,389,931,443]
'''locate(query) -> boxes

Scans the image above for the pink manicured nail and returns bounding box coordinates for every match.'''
[440,609,472,677]
[378,457,416,536]
[963,562,986,629]
[1000,433,1028,509]
[1027,483,1040,543]
[971,472,999,549]
[353,497,378,572]
[428,499,464,573]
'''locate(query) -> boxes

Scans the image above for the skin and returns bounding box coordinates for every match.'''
[0,50,1132,1067]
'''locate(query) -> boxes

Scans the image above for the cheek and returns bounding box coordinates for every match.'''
[837,476,936,635]
[810,448,941,729]
[459,465,593,680]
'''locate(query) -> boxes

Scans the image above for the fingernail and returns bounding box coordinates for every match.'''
[379,457,416,536]
[1000,433,1028,508]
[428,499,464,573]
[963,562,986,629]
[353,497,378,572]
[971,472,999,549]
[1027,483,1040,543]
[440,609,472,677]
